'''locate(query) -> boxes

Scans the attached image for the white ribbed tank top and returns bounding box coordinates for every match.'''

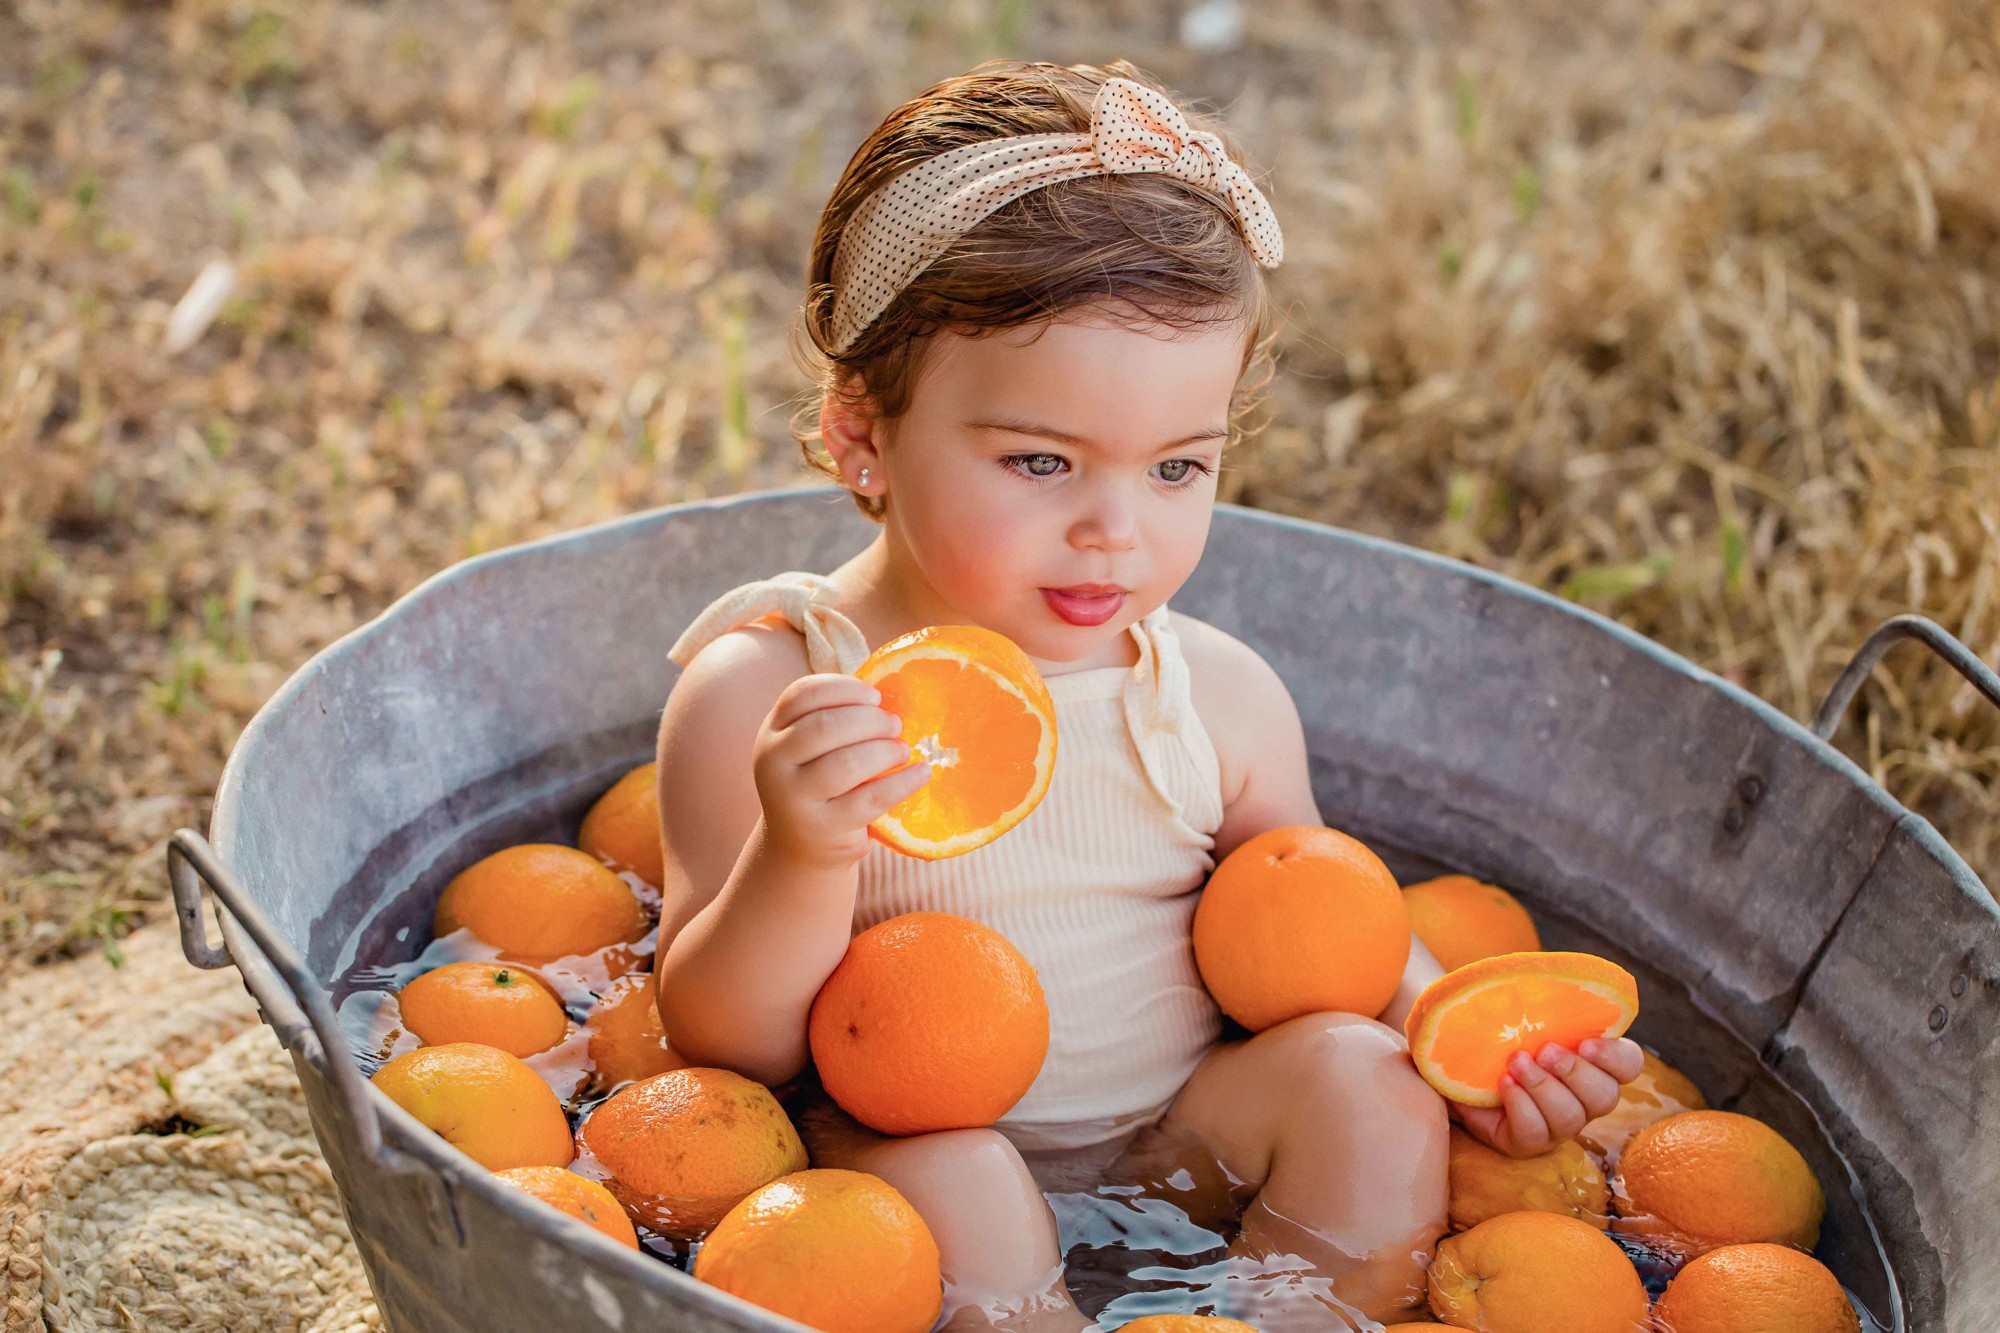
[667,570,1226,1150]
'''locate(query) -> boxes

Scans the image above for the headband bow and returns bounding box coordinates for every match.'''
[827,76,1282,355]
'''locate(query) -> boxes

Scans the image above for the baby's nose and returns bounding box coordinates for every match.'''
[1070,493,1140,552]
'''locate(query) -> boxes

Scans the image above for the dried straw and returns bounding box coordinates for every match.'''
[2,0,1995,969]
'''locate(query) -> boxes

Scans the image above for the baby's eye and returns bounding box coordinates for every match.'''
[1004,453,1067,479]
[1155,458,1214,486]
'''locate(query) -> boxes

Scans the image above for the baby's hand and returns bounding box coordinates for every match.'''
[752,674,930,869]
[1453,1036,1644,1158]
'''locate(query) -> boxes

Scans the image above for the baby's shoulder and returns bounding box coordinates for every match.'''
[1168,611,1301,799]
[1169,611,1287,702]
[665,614,815,729]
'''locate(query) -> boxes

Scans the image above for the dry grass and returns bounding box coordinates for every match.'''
[3,0,1996,974]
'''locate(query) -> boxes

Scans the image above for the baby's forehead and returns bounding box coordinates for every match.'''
[908,322,1242,452]
[920,313,1249,397]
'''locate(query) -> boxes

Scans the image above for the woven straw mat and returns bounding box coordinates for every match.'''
[1,917,381,1332]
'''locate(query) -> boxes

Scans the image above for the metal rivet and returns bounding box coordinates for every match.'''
[1950,974,1969,998]
[1928,1005,1949,1033]
[1738,775,1764,805]
[1722,805,1746,833]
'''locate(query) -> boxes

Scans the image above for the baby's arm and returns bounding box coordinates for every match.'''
[1192,625,1448,1020]
[1187,620,1642,1156]
[652,629,929,1085]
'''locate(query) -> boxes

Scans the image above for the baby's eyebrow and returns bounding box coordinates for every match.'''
[965,417,1228,451]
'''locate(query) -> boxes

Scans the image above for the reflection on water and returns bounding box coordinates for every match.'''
[1042,1125,1888,1332]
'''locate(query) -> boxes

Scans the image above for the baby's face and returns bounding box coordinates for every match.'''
[878,310,1246,665]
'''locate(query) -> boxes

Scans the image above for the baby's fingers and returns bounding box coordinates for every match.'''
[1495,1074,1552,1155]
[769,674,882,730]
[1579,1036,1646,1084]
[828,754,932,824]
[1535,1042,1621,1121]
[1509,1049,1589,1141]
[795,737,921,802]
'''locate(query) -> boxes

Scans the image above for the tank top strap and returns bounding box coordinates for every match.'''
[666,571,871,676]
[1121,603,1223,828]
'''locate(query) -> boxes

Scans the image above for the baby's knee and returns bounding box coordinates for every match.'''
[862,1128,1070,1313]
[871,1127,1041,1203]
[1257,1012,1443,1111]
[1254,1010,1409,1070]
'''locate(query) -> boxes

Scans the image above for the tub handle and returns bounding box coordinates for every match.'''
[168,827,415,1174]
[1811,614,2000,741]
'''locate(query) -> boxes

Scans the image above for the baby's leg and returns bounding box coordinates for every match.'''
[798,1101,1092,1332]
[1159,1011,1449,1328]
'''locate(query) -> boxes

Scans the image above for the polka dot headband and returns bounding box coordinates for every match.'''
[827,76,1284,355]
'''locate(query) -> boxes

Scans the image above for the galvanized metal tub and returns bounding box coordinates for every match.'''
[168,486,1999,1332]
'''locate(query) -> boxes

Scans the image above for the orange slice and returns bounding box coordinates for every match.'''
[854,625,1056,860]
[1404,951,1639,1108]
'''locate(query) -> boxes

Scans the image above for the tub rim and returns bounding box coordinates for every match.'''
[203,483,1987,1323]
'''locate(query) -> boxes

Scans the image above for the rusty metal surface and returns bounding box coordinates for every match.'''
[198,486,1996,1332]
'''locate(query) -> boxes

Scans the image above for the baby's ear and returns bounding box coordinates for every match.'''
[820,380,885,464]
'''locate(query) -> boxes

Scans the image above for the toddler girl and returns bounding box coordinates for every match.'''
[653,59,1642,1331]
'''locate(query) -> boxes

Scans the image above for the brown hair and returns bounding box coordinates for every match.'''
[789,58,1283,521]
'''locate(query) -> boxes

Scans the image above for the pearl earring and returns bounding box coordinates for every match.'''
[857,467,870,488]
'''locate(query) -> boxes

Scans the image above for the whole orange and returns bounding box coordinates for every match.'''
[433,843,646,961]
[578,763,666,888]
[808,911,1048,1136]
[1448,1127,1609,1231]
[1191,825,1410,1030]
[1117,1318,1262,1332]
[1402,874,1541,971]
[370,1042,573,1171]
[491,1165,639,1249]
[396,961,569,1057]
[1612,1109,1825,1257]
[695,1168,941,1333]
[1653,1243,1860,1333]
[1428,1211,1648,1333]
[583,971,684,1091]
[1577,1049,1707,1168]
[574,1066,806,1238]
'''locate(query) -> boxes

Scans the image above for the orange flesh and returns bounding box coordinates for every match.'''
[1428,977,1629,1092]
[877,657,1044,839]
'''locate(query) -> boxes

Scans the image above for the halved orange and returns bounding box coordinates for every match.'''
[853,625,1056,860]
[1404,951,1639,1107]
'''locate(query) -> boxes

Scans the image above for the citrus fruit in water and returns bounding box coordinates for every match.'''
[694,1168,942,1333]
[370,1042,573,1171]
[1402,874,1541,971]
[1447,1126,1609,1231]
[491,1165,639,1249]
[1428,1210,1649,1332]
[1577,1048,1707,1167]
[1118,1318,1263,1332]
[1653,1243,1860,1333]
[1191,824,1410,1030]
[1612,1109,1825,1256]
[396,961,568,1057]
[573,1066,806,1238]
[578,762,666,888]
[854,624,1056,859]
[433,843,647,961]
[809,911,1048,1135]
[1404,950,1638,1107]
[582,971,683,1091]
